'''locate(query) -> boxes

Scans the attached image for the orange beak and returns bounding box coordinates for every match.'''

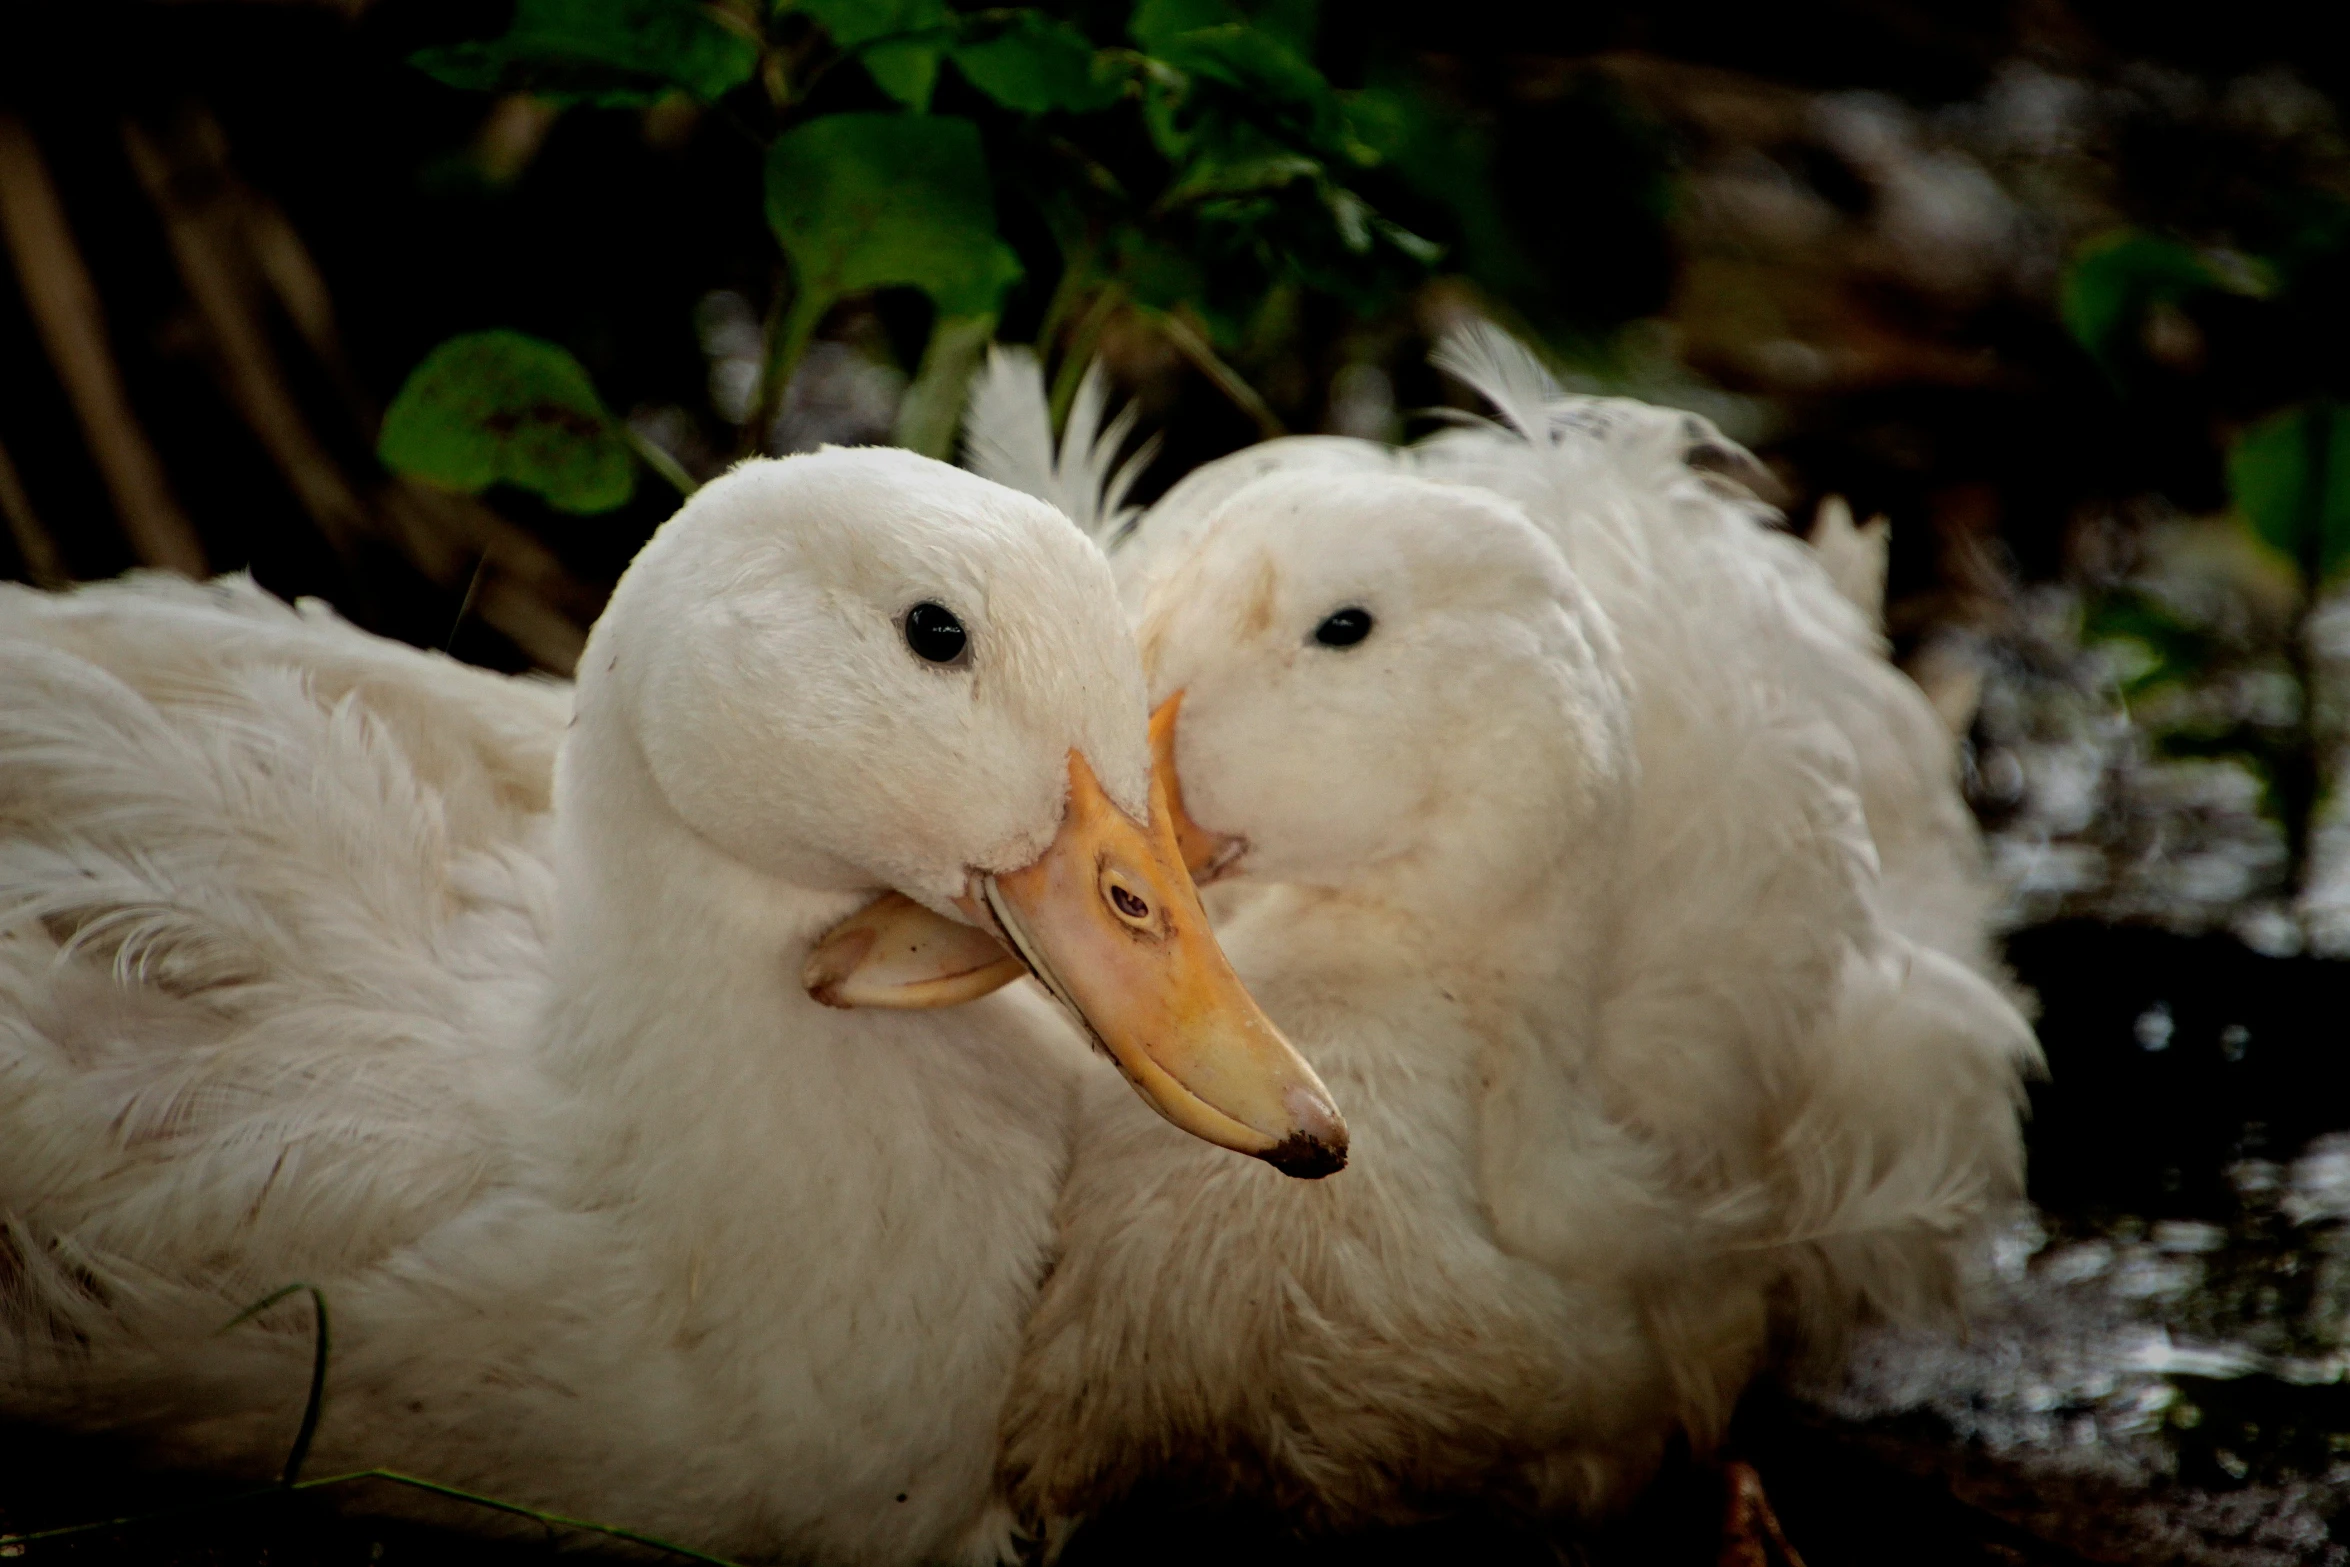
[801,735,1344,1178]
[1149,692,1247,883]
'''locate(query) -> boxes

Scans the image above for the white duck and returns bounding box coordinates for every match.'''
[823,343,2039,1537]
[0,445,1345,1565]
[1093,324,2000,980]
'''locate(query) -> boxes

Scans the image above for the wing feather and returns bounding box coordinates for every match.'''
[0,576,563,1365]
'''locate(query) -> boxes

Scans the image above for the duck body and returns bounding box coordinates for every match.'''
[1007,886,1683,1529]
[970,339,2038,1533]
[0,567,1074,1566]
[0,447,1344,1564]
[1001,466,1707,1527]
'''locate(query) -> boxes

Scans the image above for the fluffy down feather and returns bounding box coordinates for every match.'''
[0,575,561,1342]
[0,573,571,1495]
[967,333,2039,1532]
[0,448,1197,1567]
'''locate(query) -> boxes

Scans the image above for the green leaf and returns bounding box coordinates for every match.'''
[949,15,1121,115]
[1374,215,1443,265]
[1160,145,1321,207]
[2059,230,2225,372]
[1153,24,1318,100]
[862,40,943,108]
[792,0,953,107]
[1109,230,1208,314]
[412,0,759,106]
[378,332,636,514]
[2230,403,2350,586]
[1128,8,1356,170]
[1249,0,1318,50]
[1130,0,1242,51]
[794,0,949,49]
[1343,80,1509,275]
[1131,0,1328,56]
[2082,588,2217,696]
[764,113,1023,321]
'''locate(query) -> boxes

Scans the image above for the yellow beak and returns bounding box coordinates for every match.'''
[1148,691,1245,883]
[800,731,1346,1178]
[978,748,1344,1177]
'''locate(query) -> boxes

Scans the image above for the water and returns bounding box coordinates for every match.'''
[1805,923,2350,1564]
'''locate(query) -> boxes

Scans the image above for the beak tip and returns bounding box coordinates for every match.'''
[1259,1130,1348,1180]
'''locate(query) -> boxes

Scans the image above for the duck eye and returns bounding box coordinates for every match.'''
[1313,607,1374,648]
[903,602,968,665]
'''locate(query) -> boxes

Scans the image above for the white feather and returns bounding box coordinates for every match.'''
[962,348,1158,544]
[1426,316,1562,445]
[0,448,1180,1567]
[1001,323,2038,1532]
[1809,495,1891,635]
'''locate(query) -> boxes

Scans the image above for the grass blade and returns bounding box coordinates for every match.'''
[216,1282,329,1487]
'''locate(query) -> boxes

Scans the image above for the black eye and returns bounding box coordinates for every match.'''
[903,602,968,665]
[1313,607,1374,648]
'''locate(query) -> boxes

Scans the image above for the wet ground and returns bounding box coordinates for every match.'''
[1768,921,2350,1565]
[8,919,2350,1565]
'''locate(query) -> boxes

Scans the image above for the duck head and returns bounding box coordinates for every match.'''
[575,446,1345,1176]
[816,462,1634,1026]
[1130,467,1636,965]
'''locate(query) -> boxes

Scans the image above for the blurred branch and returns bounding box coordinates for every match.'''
[0,434,67,588]
[1047,283,1123,431]
[893,312,997,459]
[746,276,822,459]
[120,105,598,674]
[123,115,369,557]
[0,113,207,576]
[376,482,595,672]
[621,424,697,497]
[145,0,376,11]
[185,106,378,432]
[1145,307,1285,439]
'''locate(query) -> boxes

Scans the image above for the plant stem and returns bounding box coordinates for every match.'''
[214,1283,332,1488]
[0,112,206,575]
[623,424,698,497]
[294,1471,746,1566]
[8,1279,740,1567]
[744,277,826,458]
[0,431,66,586]
[1147,307,1285,439]
[1048,283,1123,431]
[2283,399,2336,898]
[446,549,489,651]
[894,311,999,459]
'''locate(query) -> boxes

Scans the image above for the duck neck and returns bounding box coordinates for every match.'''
[1346,798,1627,1050]
[535,703,893,1235]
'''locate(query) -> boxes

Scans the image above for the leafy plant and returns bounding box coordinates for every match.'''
[2059,199,2350,890]
[382,0,1492,507]
[761,113,1022,433]
[2083,588,2220,699]
[2060,230,2262,384]
[378,331,640,513]
[2230,403,2350,590]
[412,0,762,107]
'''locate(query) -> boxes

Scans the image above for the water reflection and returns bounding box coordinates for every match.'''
[1819,1134,2350,1562]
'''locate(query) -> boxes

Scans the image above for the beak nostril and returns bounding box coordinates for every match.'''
[1110,886,1150,920]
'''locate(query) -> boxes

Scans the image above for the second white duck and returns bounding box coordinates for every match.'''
[822,343,2040,1537]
